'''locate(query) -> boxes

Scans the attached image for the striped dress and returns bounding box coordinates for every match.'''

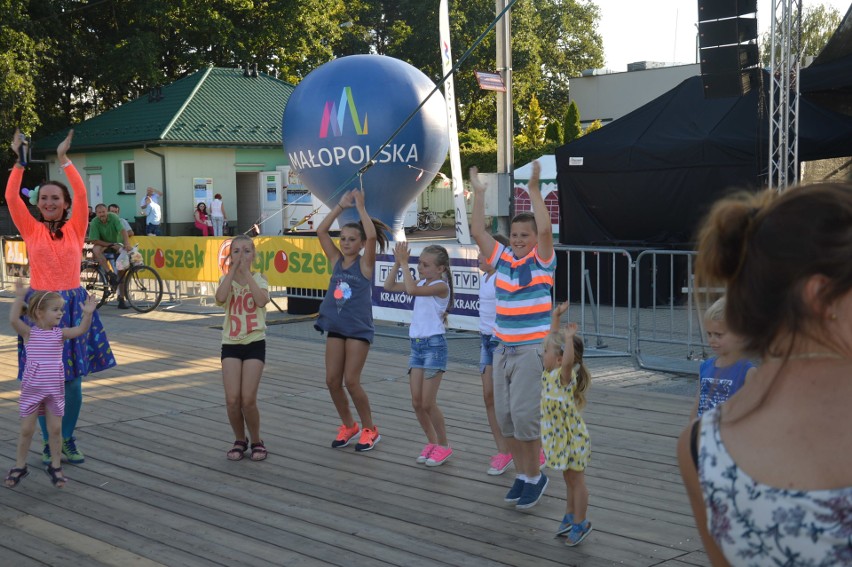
[19,327,66,418]
[488,243,556,344]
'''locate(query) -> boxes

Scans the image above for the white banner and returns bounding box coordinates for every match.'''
[439,0,472,245]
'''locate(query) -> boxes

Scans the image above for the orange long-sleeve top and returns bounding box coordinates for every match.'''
[5,164,88,291]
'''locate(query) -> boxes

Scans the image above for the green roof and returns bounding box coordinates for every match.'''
[36,66,295,152]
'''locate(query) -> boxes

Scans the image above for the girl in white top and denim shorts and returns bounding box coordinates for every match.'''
[384,243,454,468]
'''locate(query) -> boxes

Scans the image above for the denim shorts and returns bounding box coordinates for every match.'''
[408,335,448,376]
[479,333,500,373]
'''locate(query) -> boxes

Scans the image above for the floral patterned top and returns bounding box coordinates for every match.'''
[698,408,852,566]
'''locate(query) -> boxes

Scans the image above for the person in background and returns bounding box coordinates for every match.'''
[194,202,211,236]
[211,193,227,236]
[6,128,117,466]
[108,203,134,237]
[88,203,132,309]
[689,297,756,422]
[141,195,161,236]
[678,183,852,565]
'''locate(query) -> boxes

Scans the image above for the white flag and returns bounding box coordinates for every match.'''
[440,0,471,244]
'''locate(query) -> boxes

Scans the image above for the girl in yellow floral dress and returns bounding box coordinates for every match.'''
[541,302,592,546]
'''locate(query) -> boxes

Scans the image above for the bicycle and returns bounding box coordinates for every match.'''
[417,207,443,231]
[80,245,164,313]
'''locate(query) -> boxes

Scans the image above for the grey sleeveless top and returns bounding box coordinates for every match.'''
[315,258,375,343]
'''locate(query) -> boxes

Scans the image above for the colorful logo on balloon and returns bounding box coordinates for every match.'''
[282,55,449,236]
[320,87,368,138]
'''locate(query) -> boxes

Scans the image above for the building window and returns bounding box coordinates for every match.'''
[121,161,136,193]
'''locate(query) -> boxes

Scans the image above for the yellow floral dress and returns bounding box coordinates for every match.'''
[541,367,590,471]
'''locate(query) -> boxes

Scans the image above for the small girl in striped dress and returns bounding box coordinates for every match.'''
[5,282,96,489]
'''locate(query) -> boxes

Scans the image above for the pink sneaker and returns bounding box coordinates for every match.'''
[488,453,513,475]
[540,448,547,470]
[416,443,436,464]
[425,445,453,467]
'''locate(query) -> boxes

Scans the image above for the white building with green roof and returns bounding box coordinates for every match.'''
[34,66,296,236]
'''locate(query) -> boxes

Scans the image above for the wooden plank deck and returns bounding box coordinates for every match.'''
[0,300,708,567]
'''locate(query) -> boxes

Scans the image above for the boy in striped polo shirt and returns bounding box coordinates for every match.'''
[470,161,555,509]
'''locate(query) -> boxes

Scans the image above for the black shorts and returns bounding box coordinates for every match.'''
[221,340,266,362]
[327,331,370,344]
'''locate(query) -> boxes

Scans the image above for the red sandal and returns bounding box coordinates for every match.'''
[227,439,248,461]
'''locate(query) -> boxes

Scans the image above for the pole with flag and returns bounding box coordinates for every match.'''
[439,0,472,244]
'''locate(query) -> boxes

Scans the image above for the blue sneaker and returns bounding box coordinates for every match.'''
[564,520,593,546]
[555,513,575,537]
[504,477,525,503]
[515,472,548,509]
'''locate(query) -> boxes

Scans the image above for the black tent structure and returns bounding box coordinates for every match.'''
[555,54,852,247]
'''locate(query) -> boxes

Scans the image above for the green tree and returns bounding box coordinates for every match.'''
[760,3,841,67]
[563,101,582,143]
[334,0,603,135]
[544,120,562,143]
[520,93,544,147]
[584,119,603,135]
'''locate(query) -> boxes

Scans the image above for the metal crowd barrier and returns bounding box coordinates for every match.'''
[553,245,634,358]
[633,250,704,374]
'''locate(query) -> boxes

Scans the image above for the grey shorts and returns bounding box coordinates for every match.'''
[492,343,543,441]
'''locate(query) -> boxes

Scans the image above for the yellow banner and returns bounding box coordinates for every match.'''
[132,236,331,288]
[3,239,28,265]
[1,236,332,288]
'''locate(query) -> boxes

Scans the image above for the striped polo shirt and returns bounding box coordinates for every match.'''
[487,242,555,345]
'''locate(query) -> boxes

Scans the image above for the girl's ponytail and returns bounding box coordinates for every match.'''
[572,335,591,410]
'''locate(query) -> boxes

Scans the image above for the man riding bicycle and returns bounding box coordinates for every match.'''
[88,203,132,309]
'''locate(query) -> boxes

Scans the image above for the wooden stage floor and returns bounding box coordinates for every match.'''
[0,300,708,567]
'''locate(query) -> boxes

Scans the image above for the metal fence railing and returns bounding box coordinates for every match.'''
[554,245,633,358]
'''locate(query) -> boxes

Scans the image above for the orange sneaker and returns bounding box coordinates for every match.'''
[355,427,381,452]
[331,422,360,448]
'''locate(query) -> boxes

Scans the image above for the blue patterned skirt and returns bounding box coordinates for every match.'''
[17,286,117,381]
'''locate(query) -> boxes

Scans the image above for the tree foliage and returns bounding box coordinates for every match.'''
[519,93,544,147]
[563,100,582,143]
[2,0,603,175]
[760,3,842,67]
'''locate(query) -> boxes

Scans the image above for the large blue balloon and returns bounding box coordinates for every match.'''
[282,55,449,234]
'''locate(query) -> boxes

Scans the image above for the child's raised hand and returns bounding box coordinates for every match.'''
[553,301,570,317]
[338,190,356,209]
[469,166,486,194]
[13,280,27,298]
[563,321,579,338]
[351,188,366,209]
[393,241,410,264]
[82,293,97,314]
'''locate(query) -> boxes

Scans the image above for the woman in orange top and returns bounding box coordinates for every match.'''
[6,129,116,466]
